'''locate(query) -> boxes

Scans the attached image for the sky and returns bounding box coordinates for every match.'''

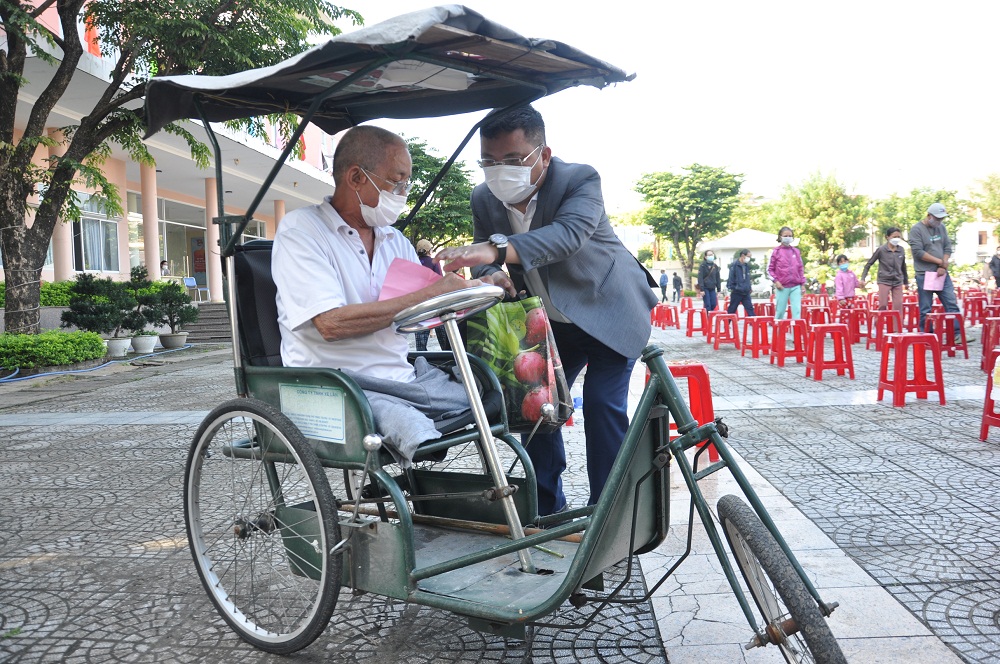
[331,1,1000,214]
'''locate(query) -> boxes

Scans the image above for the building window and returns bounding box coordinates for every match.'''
[73,217,119,272]
[980,231,988,246]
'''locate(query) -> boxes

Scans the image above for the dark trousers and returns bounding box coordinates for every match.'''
[702,288,718,311]
[660,286,667,302]
[522,321,635,516]
[727,291,755,316]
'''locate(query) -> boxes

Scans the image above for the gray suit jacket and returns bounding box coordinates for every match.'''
[471,158,656,358]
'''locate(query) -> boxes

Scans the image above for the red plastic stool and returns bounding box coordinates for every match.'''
[902,302,920,332]
[710,313,741,350]
[866,310,903,351]
[679,297,694,313]
[742,316,773,358]
[877,333,946,407]
[665,361,718,461]
[981,317,1000,372]
[662,304,680,329]
[770,319,808,366]
[964,295,987,327]
[925,312,969,358]
[806,323,854,381]
[685,308,708,337]
[837,308,869,345]
[705,310,723,345]
[756,302,775,317]
[980,348,1000,440]
[986,303,1000,319]
[805,305,832,327]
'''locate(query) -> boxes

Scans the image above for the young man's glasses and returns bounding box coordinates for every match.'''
[477,144,544,169]
[362,167,413,196]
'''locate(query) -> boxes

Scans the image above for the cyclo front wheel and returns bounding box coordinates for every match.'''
[717,495,845,664]
[185,397,341,654]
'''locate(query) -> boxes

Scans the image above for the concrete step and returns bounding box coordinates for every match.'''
[182,302,232,343]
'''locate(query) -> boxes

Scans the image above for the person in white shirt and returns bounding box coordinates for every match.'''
[272,125,479,463]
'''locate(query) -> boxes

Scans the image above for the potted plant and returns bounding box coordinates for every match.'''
[123,266,160,353]
[147,281,199,349]
[60,273,137,358]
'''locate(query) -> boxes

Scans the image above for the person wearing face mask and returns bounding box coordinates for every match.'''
[909,202,962,336]
[271,126,481,464]
[768,227,806,320]
[436,104,657,517]
[697,250,721,311]
[861,227,909,311]
[834,254,864,307]
[726,249,755,316]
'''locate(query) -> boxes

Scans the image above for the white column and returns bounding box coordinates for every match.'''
[140,163,161,279]
[47,129,75,281]
[204,178,223,302]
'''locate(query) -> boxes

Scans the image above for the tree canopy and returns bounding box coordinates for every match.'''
[777,173,868,265]
[635,164,743,287]
[970,174,1000,226]
[400,138,476,251]
[0,0,360,333]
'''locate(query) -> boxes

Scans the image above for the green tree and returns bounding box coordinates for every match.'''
[970,174,1000,226]
[401,138,476,250]
[0,0,360,334]
[778,173,868,266]
[729,195,786,235]
[870,188,973,238]
[635,164,743,289]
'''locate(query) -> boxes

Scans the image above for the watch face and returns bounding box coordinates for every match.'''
[490,233,508,246]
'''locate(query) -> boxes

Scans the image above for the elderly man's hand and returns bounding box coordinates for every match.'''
[479,272,520,298]
[436,242,497,273]
[426,272,481,298]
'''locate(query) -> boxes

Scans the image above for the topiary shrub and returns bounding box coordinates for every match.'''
[146,281,199,333]
[60,273,137,338]
[0,330,106,370]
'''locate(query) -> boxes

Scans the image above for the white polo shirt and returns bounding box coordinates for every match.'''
[273,197,418,382]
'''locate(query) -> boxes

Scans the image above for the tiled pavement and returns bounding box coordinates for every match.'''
[0,313,997,662]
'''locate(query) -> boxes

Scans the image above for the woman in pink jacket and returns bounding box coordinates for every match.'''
[768,227,805,320]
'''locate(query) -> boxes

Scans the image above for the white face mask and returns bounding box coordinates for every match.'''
[357,174,408,228]
[780,236,793,245]
[483,151,543,204]
[890,238,904,247]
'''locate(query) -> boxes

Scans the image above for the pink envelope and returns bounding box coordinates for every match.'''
[923,270,945,292]
[378,258,441,301]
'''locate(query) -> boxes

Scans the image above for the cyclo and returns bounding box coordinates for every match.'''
[142,6,845,662]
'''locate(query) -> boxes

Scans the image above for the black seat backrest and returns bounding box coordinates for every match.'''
[233,241,283,367]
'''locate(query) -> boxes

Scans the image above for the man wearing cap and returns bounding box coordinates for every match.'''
[909,202,962,337]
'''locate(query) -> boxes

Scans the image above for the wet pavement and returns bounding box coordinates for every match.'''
[0,312,996,662]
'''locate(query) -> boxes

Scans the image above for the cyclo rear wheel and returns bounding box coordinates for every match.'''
[717,495,845,664]
[185,398,341,654]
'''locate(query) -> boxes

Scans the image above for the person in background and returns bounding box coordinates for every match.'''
[989,245,1000,291]
[659,269,668,303]
[159,260,170,276]
[414,239,449,351]
[834,254,864,307]
[436,103,656,517]
[909,202,963,339]
[861,227,908,311]
[726,249,755,316]
[672,271,683,302]
[697,250,721,311]
[768,227,805,320]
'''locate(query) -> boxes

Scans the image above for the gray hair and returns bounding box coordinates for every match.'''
[332,126,405,181]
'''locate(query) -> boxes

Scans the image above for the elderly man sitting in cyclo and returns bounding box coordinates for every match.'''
[272,125,489,465]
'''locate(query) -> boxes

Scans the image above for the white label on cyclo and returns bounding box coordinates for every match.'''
[278,384,346,444]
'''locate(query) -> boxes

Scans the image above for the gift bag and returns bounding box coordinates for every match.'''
[467,296,573,434]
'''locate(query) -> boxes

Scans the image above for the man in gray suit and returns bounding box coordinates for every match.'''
[439,105,656,516]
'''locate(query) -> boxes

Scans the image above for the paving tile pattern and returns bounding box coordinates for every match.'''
[653,318,997,664]
[0,347,668,663]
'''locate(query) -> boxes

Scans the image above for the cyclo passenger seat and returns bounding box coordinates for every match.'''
[232,240,504,435]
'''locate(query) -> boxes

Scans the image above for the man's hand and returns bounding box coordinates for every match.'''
[435,242,498,274]
[937,266,947,277]
[422,272,481,299]
[479,272,521,298]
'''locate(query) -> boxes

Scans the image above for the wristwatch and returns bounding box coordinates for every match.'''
[489,233,509,264]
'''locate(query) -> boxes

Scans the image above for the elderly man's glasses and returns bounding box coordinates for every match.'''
[362,167,413,196]
[477,144,544,169]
